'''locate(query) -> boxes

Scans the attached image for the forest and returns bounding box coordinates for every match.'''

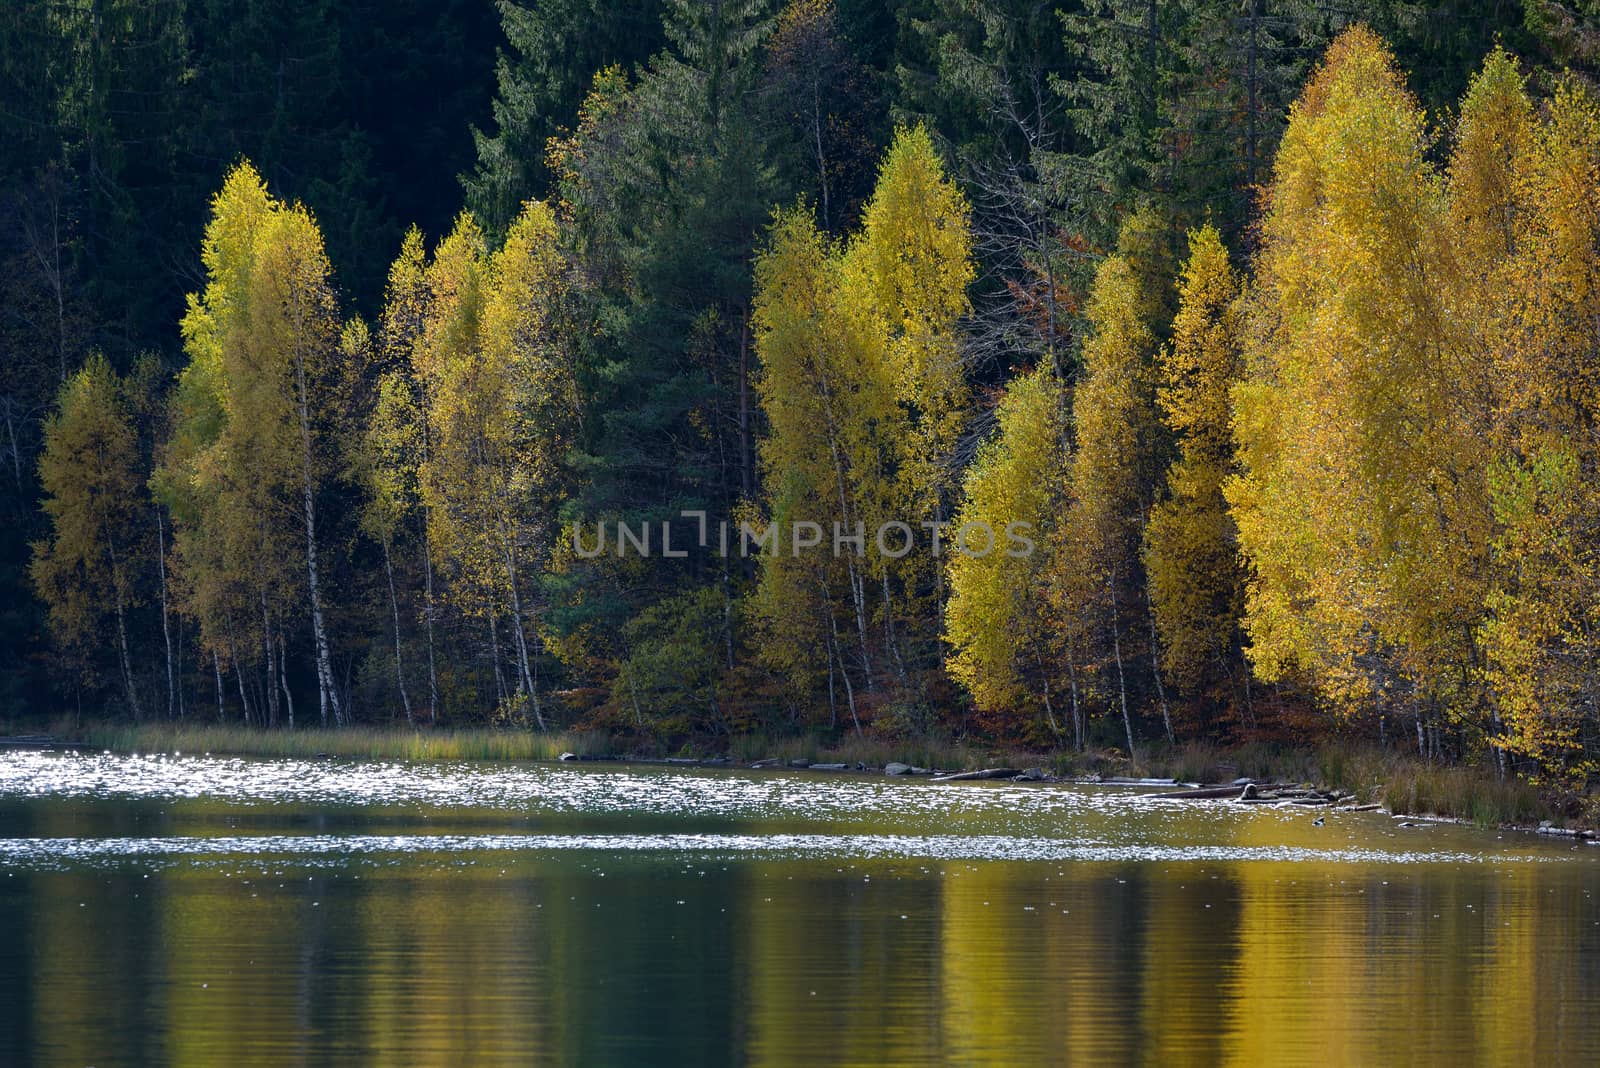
[6,0,1600,794]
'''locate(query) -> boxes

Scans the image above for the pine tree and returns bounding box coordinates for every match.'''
[464,0,667,237]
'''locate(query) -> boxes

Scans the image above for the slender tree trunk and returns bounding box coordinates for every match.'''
[261,593,279,727]
[1109,575,1135,762]
[279,632,296,730]
[881,569,907,683]
[156,510,174,717]
[1240,645,1257,730]
[1036,649,1061,736]
[846,560,873,688]
[381,535,413,724]
[825,623,839,730]
[105,536,141,720]
[226,621,251,725]
[1147,602,1174,745]
[292,351,341,726]
[811,74,831,231]
[114,589,140,720]
[421,538,439,722]
[213,646,226,723]
[1066,640,1084,752]
[498,533,546,730]
[828,601,863,738]
[487,604,508,707]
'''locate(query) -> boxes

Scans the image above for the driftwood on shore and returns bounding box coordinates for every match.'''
[929,768,1021,783]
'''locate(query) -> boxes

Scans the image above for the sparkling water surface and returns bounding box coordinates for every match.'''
[1,751,1596,1065]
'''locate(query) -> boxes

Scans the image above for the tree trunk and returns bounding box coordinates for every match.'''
[114,588,141,720]
[1147,602,1174,745]
[226,620,251,725]
[156,510,174,717]
[498,532,546,730]
[213,646,226,723]
[421,536,440,722]
[881,568,907,684]
[1067,640,1084,752]
[1037,649,1061,736]
[261,592,279,727]
[1109,574,1135,762]
[487,604,508,707]
[279,632,296,730]
[381,535,413,724]
[292,348,341,726]
[105,536,141,720]
[828,600,863,738]
[811,73,831,231]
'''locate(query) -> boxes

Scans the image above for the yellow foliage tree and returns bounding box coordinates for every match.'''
[945,365,1070,737]
[1143,224,1248,721]
[1477,76,1600,782]
[31,353,147,715]
[161,161,350,727]
[1228,28,1491,749]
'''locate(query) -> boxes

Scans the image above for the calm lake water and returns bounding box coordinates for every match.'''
[1,752,1598,1066]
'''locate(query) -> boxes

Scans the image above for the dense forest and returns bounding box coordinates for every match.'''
[7,0,1600,790]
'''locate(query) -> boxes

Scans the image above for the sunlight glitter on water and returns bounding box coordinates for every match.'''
[0,831,1565,869]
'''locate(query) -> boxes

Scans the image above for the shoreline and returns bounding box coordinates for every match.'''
[1,720,1586,837]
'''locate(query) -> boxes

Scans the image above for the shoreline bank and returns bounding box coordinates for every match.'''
[1,720,1583,836]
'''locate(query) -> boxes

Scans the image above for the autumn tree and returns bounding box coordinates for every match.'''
[750,204,898,728]
[945,365,1070,738]
[161,162,352,727]
[30,354,148,715]
[1143,224,1247,724]
[1056,238,1169,756]
[1477,73,1600,782]
[1229,28,1490,751]
[845,123,975,681]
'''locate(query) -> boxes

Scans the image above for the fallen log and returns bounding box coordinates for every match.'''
[929,768,1021,782]
[1153,784,1250,799]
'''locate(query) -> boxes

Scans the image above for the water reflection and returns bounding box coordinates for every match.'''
[0,753,1597,1065]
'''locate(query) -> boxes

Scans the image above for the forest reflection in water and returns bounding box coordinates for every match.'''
[0,754,1596,1066]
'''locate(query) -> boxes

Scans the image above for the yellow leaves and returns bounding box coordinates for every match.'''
[1230,27,1487,715]
[382,200,574,614]
[850,125,974,521]
[1069,251,1158,574]
[945,366,1066,715]
[1145,225,1244,692]
[749,128,977,708]
[31,353,142,649]
[1450,48,1534,268]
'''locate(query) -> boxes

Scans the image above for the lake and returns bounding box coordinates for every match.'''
[0,751,1597,1065]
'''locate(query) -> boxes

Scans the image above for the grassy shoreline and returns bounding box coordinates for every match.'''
[5,720,1574,831]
